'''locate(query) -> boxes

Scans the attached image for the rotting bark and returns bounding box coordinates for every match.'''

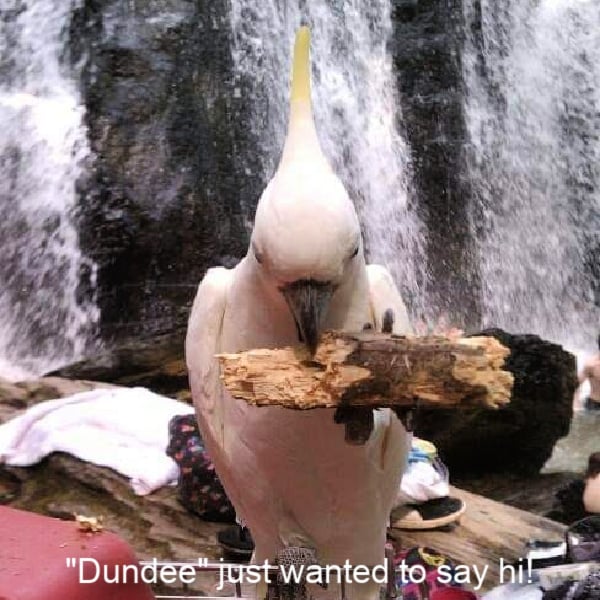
[218,332,513,410]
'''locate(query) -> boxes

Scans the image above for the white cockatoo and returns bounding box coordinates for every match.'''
[186,27,412,600]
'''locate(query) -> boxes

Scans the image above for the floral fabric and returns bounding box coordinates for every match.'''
[166,414,236,523]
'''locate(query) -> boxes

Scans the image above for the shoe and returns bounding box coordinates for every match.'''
[217,525,255,559]
[523,539,567,569]
[391,497,466,530]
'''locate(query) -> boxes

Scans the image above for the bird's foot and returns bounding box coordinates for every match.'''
[266,546,324,600]
[334,406,374,444]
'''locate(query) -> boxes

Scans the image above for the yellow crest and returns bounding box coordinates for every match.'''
[291,26,311,105]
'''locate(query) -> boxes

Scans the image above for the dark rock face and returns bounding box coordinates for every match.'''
[0,376,113,425]
[391,0,480,329]
[415,329,577,476]
[49,329,189,400]
[71,1,255,342]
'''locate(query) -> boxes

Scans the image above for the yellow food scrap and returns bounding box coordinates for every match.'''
[75,514,104,533]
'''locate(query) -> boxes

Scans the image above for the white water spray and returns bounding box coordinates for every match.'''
[229,1,426,311]
[463,0,600,350]
[0,1,98,379]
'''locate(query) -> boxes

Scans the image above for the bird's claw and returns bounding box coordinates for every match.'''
[334,406,374,445]
[392,405,417,432]
[339,308,397,442]
[382,308,394,334]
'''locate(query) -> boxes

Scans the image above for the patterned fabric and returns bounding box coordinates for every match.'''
[571,571,600,599]
[393,547,475,600]
[542,570,600,599]
[166,414,236,523]
[566,516,600,563]
[409,439,438,464]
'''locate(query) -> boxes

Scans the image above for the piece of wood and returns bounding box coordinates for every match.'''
[218,332,513,410]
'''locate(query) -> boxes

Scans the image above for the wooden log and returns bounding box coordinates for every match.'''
[218,332,513,410]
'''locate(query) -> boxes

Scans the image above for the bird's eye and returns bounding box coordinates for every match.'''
[350,246,359,259]
[252,244,264,265]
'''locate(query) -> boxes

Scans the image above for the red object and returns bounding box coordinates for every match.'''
[0,506,155,600]
[431,589,479,600]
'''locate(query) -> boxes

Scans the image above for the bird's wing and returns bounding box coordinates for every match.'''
[366,264,412,475]
[366,264,412,335]
[185,266,233,447]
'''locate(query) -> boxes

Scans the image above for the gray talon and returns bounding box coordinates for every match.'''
[382,309,394,333]
[334,406,374,444]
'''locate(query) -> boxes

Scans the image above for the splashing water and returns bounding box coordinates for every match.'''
[229,0,427,312]
[0,1,98,379]
[463,0,600,351]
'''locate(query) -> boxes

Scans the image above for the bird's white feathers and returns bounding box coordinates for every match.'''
[252,173,360,285]
[186,266,231,446]
[252,28,359,287]
[186,261,411,596]
[186,26,411,600]
[366,264,411,334]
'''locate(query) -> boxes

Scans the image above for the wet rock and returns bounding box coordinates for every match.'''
[0,376,112,424]
[392,0,481,328]
[415,329,577,476]
[71,0,252,343]
[48,329,189,400]
[454,471,580,518]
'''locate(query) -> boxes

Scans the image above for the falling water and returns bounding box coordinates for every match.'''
[463,0,600,351]
[228,1,427,311]
[0,1,98,379]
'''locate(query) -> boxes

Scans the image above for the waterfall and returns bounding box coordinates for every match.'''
[463,0,600,351]
[0,1,98,379]
[228,1,427,312]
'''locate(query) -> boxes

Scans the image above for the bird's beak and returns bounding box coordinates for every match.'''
[281,280,334,355]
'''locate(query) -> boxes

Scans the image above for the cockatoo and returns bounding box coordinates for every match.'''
[186,27,412,600]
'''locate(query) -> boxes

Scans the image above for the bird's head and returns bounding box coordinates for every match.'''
[249,26,364,354]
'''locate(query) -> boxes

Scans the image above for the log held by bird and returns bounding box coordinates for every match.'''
[218,332,514,410]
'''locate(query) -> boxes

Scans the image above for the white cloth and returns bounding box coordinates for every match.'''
[0,387,194,495]
[482,584,542,600]
[396,459,450,505]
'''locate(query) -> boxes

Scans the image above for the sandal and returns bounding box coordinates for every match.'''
[391,497,466,530]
